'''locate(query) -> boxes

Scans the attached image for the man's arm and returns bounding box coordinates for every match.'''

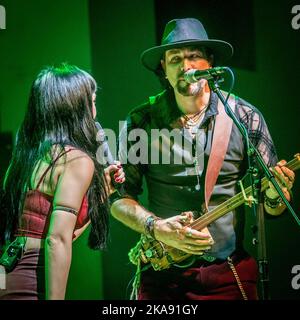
[236,101,295,216]
[111,198,214,255]
[111,198,152,234]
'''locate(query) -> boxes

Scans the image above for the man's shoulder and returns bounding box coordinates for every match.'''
[235,95,261,115]
[127,91,166,128]
[233,95,269,132]
[126,101,151,129]
[128,101,151,118]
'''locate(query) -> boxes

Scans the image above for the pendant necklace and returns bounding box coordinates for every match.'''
[182,105,208,191]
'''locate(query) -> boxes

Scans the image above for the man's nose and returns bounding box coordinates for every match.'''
[182,58,193,72]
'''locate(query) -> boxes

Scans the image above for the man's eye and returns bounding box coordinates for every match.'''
[190,53,201,59]
[169,56,181,63]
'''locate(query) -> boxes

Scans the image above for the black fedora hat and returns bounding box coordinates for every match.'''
[141,18,233,72]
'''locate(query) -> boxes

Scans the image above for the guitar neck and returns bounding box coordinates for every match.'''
[191,154,300,231]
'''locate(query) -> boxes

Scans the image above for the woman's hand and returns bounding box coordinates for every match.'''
[153,211,214,255]
[104,161,125,195]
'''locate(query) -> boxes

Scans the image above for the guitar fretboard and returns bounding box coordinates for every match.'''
[190,154,300,231]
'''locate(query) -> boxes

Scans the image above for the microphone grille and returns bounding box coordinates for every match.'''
[95,121,102,131]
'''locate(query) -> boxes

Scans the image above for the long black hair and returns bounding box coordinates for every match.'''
[0,63,109,250]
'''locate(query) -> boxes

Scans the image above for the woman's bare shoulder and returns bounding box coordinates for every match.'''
[48,145,95,186]
[51,145,94,166]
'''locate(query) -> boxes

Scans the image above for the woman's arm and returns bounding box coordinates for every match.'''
[45,151,94,300]
[71,162,125,242]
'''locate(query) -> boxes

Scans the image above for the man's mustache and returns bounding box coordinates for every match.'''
[177,71,185,79]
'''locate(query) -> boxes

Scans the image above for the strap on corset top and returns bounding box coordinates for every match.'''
[35,149,75,190]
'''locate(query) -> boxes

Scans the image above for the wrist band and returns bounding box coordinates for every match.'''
[108,190,123,205]
[144,215,160,239]
[53,205,78,216]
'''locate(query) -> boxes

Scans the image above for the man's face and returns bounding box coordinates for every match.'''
[162,46,212,96]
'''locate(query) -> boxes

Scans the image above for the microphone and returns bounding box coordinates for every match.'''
[95,121,115,165]
[95,121,124,194]
[184,67,226,83]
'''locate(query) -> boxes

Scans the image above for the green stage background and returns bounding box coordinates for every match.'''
[0,0,299,299]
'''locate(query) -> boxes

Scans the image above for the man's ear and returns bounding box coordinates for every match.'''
[161,59,166,72]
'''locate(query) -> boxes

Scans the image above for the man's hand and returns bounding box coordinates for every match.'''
[266,159,295,201]
[265,159,295,215]
[153,211,214,255]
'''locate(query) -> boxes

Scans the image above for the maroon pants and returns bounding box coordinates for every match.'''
[138,252,258,300]
[0,249,45,300]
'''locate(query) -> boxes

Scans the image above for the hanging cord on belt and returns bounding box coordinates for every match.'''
[227,256,248,300]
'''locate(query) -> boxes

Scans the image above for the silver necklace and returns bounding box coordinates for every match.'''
[180,106,208,191]
[193,143,201,191]
[183,105,208,129]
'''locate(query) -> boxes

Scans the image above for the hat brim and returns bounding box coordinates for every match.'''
[141,39,233,72]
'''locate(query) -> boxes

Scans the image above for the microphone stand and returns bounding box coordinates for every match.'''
[207,73,300,300]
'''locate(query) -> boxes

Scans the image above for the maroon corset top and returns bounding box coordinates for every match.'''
[15,149,89,239]
[15,190,89,239]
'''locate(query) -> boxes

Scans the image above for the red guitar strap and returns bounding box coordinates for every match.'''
[204,93,236,210]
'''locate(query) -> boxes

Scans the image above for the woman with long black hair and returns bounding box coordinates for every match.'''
[0,63,124,299]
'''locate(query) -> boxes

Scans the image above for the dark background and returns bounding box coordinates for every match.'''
[0,0,299,299]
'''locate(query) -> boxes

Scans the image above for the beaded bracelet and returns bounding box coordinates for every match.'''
[144,215,160,239]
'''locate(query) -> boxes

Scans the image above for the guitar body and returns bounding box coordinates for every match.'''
[130,154,300,271]
[138,234,192,271]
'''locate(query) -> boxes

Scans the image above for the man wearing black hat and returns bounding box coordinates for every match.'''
[111,18,295,300]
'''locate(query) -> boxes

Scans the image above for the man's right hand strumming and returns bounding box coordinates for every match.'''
[153,211,214,255]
